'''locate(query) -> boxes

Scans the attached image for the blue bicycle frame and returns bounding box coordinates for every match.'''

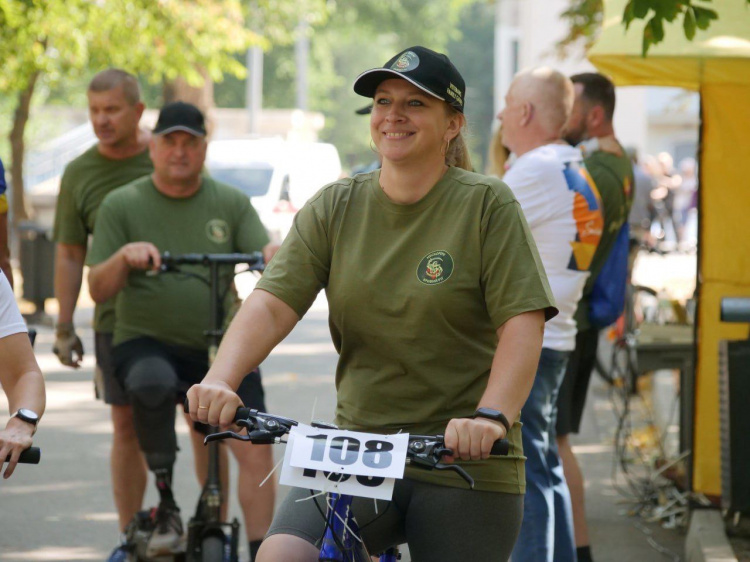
[319,492,398,562]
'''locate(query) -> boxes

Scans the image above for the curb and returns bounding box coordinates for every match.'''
[686,510,738,562]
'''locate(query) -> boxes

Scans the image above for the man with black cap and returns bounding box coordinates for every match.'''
[87,101,277,560]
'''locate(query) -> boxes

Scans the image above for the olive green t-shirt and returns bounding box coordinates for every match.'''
[88,176,269,350]
[257,167,557,493]
[574,149,634,331]
[53,145,153,332]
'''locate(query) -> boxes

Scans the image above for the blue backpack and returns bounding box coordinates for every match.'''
[589,222,630,328]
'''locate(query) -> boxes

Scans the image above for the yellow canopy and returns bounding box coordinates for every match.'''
[588,0,750,497]
[589,0,750,89]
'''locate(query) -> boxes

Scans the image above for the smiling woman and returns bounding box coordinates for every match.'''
[188,45,557,562]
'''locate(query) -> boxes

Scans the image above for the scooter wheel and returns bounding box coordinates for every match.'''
[201,534,225,562]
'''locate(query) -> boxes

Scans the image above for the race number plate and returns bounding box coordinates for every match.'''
[279,423,409,501]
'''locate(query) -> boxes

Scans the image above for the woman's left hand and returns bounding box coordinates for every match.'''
[444,417,507,462]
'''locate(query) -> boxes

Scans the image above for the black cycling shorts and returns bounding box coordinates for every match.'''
[268,480,523,561]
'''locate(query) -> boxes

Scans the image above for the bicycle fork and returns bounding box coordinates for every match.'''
[320,493,368,562]
[319,493,399,562]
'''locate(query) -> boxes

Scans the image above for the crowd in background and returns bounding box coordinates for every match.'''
[630,151,698,250]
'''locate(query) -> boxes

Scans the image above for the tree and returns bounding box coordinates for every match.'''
[219,0,479,171]
[559,0,750,56]
[446,1,497,172]
[0,0,328,226]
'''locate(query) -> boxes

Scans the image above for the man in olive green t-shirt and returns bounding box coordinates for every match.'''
[88,102,277,560]
[558,72,634,562]
[51,69,154,560]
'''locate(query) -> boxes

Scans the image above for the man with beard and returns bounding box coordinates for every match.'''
[557,72,634,562]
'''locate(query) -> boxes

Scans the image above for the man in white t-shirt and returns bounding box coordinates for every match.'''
[499,67,604,562]
[0,272,46,478]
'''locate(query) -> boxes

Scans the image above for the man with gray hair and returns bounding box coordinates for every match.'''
[52,68,154,561]
[499,67,604,562]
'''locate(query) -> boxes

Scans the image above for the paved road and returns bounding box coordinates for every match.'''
[2,279,690,561]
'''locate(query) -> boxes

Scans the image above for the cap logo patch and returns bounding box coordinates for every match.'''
[417,250,454,285]
[446,82,464,106]
[206,219,230,244]
[391,51,420,73]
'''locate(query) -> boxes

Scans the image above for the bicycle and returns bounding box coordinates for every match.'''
[125,252,264,562]
[594,238,670,391]
[204,407,510,562]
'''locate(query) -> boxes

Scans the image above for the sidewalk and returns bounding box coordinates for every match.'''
[570,366,688,561]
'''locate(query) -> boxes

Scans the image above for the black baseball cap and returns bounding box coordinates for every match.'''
[153,101,206,136]
[353,46,466,113]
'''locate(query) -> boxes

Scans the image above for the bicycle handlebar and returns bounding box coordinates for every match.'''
[160,251,265,267]
[157,251,265,275]
[4,447,41,464]
[202,407,509,488]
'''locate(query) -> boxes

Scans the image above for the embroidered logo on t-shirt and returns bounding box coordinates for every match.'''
[206,219,230,244]
[417,251,454,285]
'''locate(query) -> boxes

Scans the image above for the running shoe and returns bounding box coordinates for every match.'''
[146,503,185,557]
[106,544,129,562]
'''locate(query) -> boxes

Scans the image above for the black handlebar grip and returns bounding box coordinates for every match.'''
[234,407,253,423]
[5,447,41,464]
[490,439,510,456]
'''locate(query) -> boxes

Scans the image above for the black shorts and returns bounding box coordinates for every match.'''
[112,336,267,430]
[556,327,600,436]
[95,332,129,406]
[269,481,523,561]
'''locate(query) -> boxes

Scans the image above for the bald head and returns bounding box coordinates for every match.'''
[500,67,574,156]
[512,67,574,137]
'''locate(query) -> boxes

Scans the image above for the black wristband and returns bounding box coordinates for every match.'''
[473,407,510,433]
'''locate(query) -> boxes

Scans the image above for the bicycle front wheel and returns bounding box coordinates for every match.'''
[201,534,226,562]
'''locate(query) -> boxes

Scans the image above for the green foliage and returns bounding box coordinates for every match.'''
[559,0,748,56]
[216,0,481,170]
[278,0,480,171]
[446,1,497,172]
[557,0,604,55]
[0,0,331,107]
[622,0,724,54]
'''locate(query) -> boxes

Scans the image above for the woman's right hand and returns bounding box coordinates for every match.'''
[187,381,244,428]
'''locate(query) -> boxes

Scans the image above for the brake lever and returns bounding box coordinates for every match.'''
[433,462,475,489]
[204,429,250,444]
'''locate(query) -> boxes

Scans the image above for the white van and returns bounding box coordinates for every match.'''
[206,138,342,241]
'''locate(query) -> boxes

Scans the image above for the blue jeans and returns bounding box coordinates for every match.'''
[512,347,576,562]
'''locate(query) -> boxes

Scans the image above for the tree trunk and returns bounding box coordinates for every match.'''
[9,72,40,228]
[162,69,215,135]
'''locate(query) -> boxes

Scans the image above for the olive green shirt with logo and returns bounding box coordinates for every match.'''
[88,176,269,350]
[574,148,635,331]
[257,167,557,493]
[53,145,154,332]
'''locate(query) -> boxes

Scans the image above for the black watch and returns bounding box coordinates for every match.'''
[12,408,39,431]
[473,407,510,433]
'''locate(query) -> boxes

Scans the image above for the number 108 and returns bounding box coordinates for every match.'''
[306,434,394,469]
